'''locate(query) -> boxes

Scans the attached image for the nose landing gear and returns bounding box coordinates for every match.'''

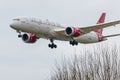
[17,30,22,38]
[18,34,22,38]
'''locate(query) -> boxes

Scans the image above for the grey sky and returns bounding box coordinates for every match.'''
[0,0,120,80]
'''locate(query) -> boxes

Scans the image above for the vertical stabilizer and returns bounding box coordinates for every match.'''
[97,13,106,24]
[94,13,106,34]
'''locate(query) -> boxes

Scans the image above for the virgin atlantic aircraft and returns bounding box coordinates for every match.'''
[10,13,120,49]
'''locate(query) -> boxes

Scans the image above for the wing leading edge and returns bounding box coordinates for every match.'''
[55,20,120,36]
[80,20,120,34]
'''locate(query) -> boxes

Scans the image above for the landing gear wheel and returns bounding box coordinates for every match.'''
[48,39,57,49]
[17,30,22,38]
[48,44,57,49]
[73,40,78,45]
[69,40,78,46]
[48,44,51,48]
[53,44,57,48]
[70,41,74,46]
[70,41,73,45]
[18,34,22,38]
[18,32,22,38]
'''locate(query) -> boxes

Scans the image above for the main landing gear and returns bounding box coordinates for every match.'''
[48,39,57,49]
[69,40,78,46]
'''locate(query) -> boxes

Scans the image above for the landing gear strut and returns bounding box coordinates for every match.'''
[18,34,22,38]
[17,30,22,38]
[69,40,78,46]
[48,39,57,49]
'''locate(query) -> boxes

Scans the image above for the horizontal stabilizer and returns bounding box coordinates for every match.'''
[103,34,120,38]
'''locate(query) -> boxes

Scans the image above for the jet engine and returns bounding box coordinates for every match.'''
[22,33,37,43]
[65,27,81,37]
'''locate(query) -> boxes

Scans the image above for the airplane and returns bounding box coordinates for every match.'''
[10,13,120,49]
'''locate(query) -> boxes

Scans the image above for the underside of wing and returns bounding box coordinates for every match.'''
[53,28,71,40]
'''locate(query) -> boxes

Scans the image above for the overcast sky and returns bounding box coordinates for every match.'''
[0,0,120,80]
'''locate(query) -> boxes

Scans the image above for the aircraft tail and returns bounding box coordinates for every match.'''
[94,13,106,34]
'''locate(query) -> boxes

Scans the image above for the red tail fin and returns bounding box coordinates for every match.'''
[94,13,106,34]
[97,13,106,24]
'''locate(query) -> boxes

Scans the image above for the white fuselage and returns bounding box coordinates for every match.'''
[10,18,100,43]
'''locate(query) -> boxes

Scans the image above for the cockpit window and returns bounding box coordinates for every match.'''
[13,18,20,21]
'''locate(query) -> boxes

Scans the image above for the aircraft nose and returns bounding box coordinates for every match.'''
[10,23,16,29]
[10,18,21,29]
[10,23,13,28]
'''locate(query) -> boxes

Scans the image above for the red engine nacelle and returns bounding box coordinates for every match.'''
[22,33,37,43]
[65,27,81,37]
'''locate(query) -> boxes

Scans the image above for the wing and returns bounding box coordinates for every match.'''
[80,20,120,34]
[55,20,120,36]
